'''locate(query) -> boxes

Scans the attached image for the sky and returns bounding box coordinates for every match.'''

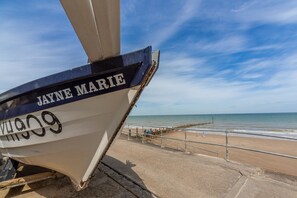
[1,0,297,115]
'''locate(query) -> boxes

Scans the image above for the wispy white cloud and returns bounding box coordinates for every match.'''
[193,35,247,54]
[0,2,86,92]
[121,0,201,51]
[150,0,201,48]
[235,2,297,24]
[231,0,258,13]
[1,1,297,115]
[133,47,297,115]
[200,1,297,25]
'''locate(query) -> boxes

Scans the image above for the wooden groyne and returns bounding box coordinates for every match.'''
[123,122,212,140]
[173,122,212,129]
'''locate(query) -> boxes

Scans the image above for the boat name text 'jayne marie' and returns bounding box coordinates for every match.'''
[37,73,126,106]
[0,111,62,142]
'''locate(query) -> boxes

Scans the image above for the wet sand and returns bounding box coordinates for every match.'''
[123,128,297,177]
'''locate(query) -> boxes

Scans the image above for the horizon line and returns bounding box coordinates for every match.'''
[129,112,297,117]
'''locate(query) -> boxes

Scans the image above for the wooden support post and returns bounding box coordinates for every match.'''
[184,131,189,154]
[160,129,163,148]
[0,172,58,190]
[128,129,131,140]
[225,131,229,161]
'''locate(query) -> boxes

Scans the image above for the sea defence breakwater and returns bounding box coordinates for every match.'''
[122,124,297,177]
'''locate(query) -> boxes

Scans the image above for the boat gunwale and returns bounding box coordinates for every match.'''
[0,47,152,105]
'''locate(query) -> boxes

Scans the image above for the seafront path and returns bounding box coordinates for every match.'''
[1,136,297,197]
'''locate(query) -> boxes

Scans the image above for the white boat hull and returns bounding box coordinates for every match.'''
[1,87,139,189]
[0,47,159,190]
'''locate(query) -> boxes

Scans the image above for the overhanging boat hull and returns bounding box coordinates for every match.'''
[2,87,139,189]
[0,47,159,190]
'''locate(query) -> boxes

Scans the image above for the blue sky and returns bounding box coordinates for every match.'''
[1,0,297,115]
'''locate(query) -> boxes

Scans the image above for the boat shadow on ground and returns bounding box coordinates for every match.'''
[3,155,154,198]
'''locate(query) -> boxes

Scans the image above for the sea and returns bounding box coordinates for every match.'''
[126,113,297,138]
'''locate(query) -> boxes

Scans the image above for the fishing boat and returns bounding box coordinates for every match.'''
[0,0,159,190]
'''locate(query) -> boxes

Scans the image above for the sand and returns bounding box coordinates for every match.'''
[1,135,297,197]
[122,128,297,177]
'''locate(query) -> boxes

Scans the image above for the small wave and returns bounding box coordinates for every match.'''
[124,124,173,130]
[184,127,297,140]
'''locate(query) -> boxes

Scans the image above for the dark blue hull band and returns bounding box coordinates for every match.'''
[0,47,152,120]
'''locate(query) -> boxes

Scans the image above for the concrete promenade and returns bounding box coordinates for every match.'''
[105,137,297,198]
[1,137,297,197]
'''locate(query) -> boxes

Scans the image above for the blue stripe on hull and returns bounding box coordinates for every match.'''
[0,47,152,120]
